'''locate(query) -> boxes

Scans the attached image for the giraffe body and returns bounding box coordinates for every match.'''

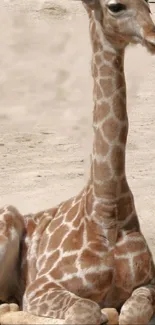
[23,193,154,313]
[0,189,154,322]
[1,0,155,324]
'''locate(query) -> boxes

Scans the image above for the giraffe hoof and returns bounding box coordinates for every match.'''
[9,303,19,312]
[65,299,103,324]
[0,303,19,316]
[101,308,119,325]
[0,304,10,316]
[119,297,154,325]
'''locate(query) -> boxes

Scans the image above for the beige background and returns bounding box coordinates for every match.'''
[0,1,155,258]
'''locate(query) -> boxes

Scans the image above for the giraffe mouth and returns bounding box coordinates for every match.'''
[142,28,155,54]
[118,32,155,54]
[145,41,155,55]
[130,34,155,54]
[142,37,155,54]
[145,42,155,54]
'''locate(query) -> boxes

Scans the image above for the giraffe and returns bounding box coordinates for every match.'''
[0,0,155,324]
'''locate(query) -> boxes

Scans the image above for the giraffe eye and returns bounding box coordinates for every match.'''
[107,3,126,13]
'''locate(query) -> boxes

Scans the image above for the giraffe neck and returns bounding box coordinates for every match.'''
[89,11,128,202]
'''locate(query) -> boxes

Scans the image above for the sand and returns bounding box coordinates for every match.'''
[0,0,155,259]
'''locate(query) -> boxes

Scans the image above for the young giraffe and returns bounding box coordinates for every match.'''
[0,0,155,324]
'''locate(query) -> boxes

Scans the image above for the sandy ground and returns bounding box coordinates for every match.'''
[0,0,155,260]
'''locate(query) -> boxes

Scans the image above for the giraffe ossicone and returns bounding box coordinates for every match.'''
[0,1,155,324]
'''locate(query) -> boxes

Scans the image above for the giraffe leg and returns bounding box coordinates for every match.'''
[119,285,155,325]
[0,305,118,325]
[0,205,24,302]
[64,298,107,324]
[23,281,107,325]
[0,304,64,324]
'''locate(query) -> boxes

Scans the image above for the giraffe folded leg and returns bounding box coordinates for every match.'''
[119,285,155,325]
[0,305,119,325]
[23,279,106,325]
[64,298,107,324]
[0,303,64,324]
[0,205,25,302]
[0,304,118,325]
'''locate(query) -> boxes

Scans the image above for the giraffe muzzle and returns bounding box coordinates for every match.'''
[143,26,155,54]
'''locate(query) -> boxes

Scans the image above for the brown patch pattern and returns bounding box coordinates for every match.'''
[102,118,119,141]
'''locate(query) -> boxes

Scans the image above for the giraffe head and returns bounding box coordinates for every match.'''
[82,0,155,53]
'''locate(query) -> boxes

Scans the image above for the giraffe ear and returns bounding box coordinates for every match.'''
[74,0,96,5]
[82,0,95,3]
[81,0,99,10]
[74,0,101,15]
